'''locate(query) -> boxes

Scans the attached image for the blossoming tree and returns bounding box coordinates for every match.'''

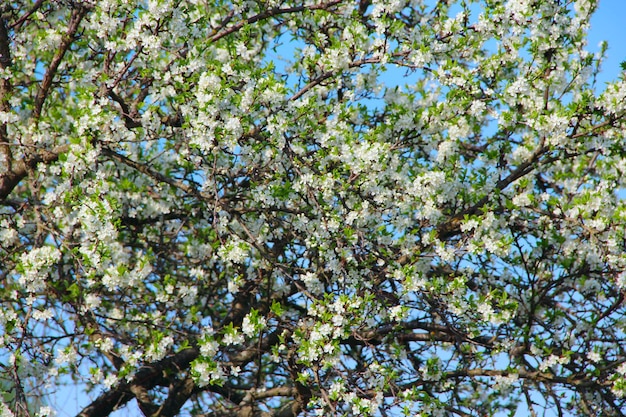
[2,0,626,416]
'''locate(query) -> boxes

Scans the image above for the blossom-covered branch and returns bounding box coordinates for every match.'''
[2,1,626,416]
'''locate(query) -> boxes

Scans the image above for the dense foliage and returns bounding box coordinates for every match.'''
[2,0,626,416]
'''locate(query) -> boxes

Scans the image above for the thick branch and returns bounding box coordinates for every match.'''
[0,15,12,175]
[33,5,89,119]
[76,348,200,417]
[271,400,303,417]
[75,387,134,417]
[0,144,68,200]
[0,4,88,200]
[131,383,159,417]
[76,300,286,416]
[108,90,141,129]
[153,377,198,417]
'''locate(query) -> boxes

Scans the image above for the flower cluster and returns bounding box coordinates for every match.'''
[2,0,626,416]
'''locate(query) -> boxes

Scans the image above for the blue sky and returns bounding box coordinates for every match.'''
[588,0,626,87]
[47,2,626,416]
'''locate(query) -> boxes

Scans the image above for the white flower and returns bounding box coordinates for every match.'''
[84,293,102,310]
[104,374,118,389]
[227,277,240,294]
[477,301,494,321]
[506,0,531,20]
[224,117,242,137]
[98,338,114,353]
[32,308,54,321]
[389,305,405,321]
[512,192,531,207]
[436,140,457,163]
[19,246,61,292]
[192,361,223,387]
[179,284,198,306]
[539,354,569,372]
[90,368,103,384]
[242,313,267,338]
[55,347,77,366]
[329,380,345,398]
[218,238,249,264]
[146,336,173,362]
[222,330,244,346]
[435,243,455,262]
[0,222,19,246]
[587,218,606,231]
[494,373,519,391]
[200,338,219,357]
[36,406,55,417]
[198,72,220,91]
[301,272,324,295]
[461,219,479,232]
[587,351,602,363]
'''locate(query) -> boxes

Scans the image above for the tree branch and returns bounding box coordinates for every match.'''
[76,348,200,417]
[0,144,69,200]
[33,5,90,119]
[0,14,13,179]
[9,0,45,31]
[130,382,159,417]
[153,376,198,417]
[100,146,211,201]
[209,1,343,44]
[436,145,547,240]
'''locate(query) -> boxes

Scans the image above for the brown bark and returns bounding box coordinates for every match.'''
[0,3,89,201]
[0,144,69,200]
[32,5,89,119]
[77,348,199,417]
[0,14,13,183]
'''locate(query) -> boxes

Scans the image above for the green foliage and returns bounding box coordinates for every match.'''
[1,0,626,416]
